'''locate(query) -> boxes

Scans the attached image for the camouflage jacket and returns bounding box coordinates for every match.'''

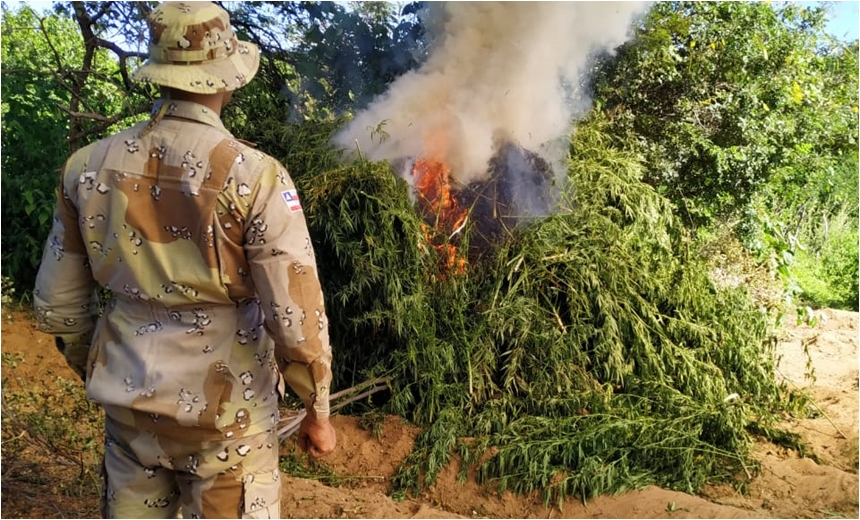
[33,99,332,440]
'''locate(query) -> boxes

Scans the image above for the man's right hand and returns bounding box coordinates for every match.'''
[298,415,336,459]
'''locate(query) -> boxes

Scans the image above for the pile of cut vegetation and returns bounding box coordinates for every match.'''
[256,116,803,504]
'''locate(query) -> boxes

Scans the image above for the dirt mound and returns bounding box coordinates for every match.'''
[1,308,857,518]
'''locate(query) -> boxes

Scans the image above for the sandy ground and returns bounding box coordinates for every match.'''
[1,307,857,519]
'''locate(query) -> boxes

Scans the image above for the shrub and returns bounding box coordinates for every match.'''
[790,209,859,311]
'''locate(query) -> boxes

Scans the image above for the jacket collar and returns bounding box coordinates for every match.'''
[150,98,232,136]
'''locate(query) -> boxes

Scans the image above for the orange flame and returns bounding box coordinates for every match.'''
[412,158,468,274]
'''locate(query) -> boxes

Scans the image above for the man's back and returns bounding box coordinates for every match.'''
[65,100,264,305]
[35,99,324,440]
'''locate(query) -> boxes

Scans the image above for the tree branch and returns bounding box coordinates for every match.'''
[88,1,113,25]
[93,36,147,91]
[55,104,114,123]
[94,37,147,60]
[64,101,151,144]
[36,15,65,73]
[69,1,100,149]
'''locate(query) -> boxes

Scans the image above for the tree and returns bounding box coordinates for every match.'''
[591,1,858,227]
[1,4,144,290]
[225,1,425,123]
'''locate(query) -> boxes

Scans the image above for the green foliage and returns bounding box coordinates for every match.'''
[1,6,79,161]
[592,1,858,226]
[1,4,148,293]
[591,1,858,315]
[743,148,859,311]
[286,116,802,501]
[788,151,859,311]
[300,160,436,388]
[225,1,425,120]
[278,1,424,112]
[788,208,859,310]
[452,120,794,502]
[357,409,388,439]
[1,6,77,291]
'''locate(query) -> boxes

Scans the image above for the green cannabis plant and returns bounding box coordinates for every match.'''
[270,115,804,504]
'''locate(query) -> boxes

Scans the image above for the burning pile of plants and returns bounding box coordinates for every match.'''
[390,138,556,272]
[238,1,807,505]
[247,115,806,504]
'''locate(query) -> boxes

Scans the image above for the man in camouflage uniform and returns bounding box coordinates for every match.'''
[33,2,335,517]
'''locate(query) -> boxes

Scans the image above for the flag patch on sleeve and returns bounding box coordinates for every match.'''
[281,189,303,212]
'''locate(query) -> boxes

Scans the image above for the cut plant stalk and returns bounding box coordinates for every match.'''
[278,378,389,440]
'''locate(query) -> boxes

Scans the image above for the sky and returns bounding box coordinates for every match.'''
[809,0,860,40]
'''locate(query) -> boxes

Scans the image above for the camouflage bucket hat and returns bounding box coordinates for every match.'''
[132,2,259,94]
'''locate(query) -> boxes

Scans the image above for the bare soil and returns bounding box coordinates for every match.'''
[1,307,857,519]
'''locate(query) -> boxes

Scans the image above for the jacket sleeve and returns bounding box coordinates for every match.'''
[244,157,332,419]
[33,153,100,377]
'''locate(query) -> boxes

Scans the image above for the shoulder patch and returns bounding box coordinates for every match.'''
[281,189,302,212]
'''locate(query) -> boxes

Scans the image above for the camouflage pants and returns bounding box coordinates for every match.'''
[101,416,281,519]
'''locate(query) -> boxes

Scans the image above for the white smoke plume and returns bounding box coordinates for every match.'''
[333,1,648,187]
